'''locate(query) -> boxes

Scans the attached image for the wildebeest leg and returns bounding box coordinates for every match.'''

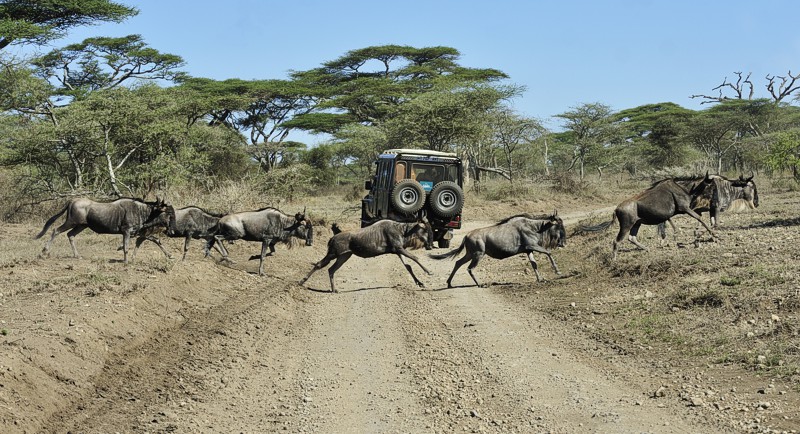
[121,231,132,264]
[526,252,543,282]
[527,245,561,277]
[466,252,484,287]
[249,239,279,261]
[685,209,715,240]
[299,253,336,287]
[182,234,191,261]
[41,222,77,257]
[130,235,172,260]
[397,255,425,288]
[65,226,87,258]
[256,240,270,276]
[613,219,636,260]
[326,252,353,293]
[657,219,680,245]
[208,236,235,263]
[446,255,471,288]
[212,239,228,257]
[396,248,432,275]
[627,222,648,251]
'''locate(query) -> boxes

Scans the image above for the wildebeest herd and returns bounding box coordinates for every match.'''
[34,173,759,292]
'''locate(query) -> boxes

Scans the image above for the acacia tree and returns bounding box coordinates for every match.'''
[0,36,186,194]
[178,77,318,173]
[484,108,544,182]
[614,102,696,171]
[287,45,508,133]
[33,35,186,97]
[3,84,234,196]
[0,0,137,51]
[555,102,618,179]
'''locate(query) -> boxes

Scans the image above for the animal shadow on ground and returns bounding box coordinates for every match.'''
[304,285,392,294]
[739,216,800,229]
[430,282,517,291]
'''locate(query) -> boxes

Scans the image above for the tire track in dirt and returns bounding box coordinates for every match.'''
[33,212,727,433]
[399,284,723,432]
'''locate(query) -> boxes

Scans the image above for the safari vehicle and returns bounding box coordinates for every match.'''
[361,148,464,248]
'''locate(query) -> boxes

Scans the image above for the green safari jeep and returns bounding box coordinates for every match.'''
[361,149,464,248]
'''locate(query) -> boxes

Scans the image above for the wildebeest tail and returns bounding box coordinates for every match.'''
[34,202,70,239]
[575,213,617,235]
[428,238,465,260]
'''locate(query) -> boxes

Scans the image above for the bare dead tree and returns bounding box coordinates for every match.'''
[766,71,800,102]
[692,70,800,104]
[691,72,754,104]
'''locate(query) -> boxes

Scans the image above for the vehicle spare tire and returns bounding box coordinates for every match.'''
[429,181,464,217]
[391,179,426,214]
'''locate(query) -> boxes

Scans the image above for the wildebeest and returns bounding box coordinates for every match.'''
[657,174,759,239]
[128,206,229,260]
[299,220,432,293]
[429,212,566,288]
[205,207,313,276]
[582,175,717,259]
[35,197,173,263]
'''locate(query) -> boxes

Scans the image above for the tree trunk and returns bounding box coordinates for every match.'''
[543,138,550,176]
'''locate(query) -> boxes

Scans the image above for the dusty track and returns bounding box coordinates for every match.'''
[2,203,792,433]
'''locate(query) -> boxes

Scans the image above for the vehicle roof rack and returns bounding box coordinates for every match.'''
[382,148,458,158]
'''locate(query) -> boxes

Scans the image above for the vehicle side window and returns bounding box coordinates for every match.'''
[394,161,406,183]
[378,160,391,189]
[445,166,458,182]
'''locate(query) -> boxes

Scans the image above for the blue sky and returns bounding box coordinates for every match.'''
[11,0,800,142]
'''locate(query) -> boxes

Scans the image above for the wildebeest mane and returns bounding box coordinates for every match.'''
[182,205,226,218]
[255,206,283,213]
[494,213,552,226]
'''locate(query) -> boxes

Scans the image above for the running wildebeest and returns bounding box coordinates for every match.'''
[581,175,717,259]
[657,174,759,240]
[128,206,229,260]
[429,212,566,288]
[206,207,313,276]
[299,219,432,293]
[35,197,173,264]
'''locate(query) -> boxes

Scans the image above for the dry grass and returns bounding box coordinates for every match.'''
[7,173,800,386]
[542,183,800,385]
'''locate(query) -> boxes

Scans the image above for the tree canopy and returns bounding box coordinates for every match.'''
[0,0,137,50]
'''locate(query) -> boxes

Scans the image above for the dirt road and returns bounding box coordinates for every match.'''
[0,212,738,434]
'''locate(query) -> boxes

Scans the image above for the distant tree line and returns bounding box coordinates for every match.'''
[1,0,799,205]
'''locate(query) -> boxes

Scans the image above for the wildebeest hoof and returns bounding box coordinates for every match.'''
[417,282,425,288]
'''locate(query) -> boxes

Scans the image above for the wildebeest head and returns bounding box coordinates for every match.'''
[688,172,717,211]
[403,221,431,250]
[540,210,566,249]
[143,197,173,230]
[290,210,313,246]
[164,205,178,235]
[735,174,759,209]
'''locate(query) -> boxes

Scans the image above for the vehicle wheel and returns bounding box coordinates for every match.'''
[429,181,464,217]
[391,179,426,214]
[437,239,450,249]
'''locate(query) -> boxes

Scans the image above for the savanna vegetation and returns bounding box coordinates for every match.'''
[2,1,800,221]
